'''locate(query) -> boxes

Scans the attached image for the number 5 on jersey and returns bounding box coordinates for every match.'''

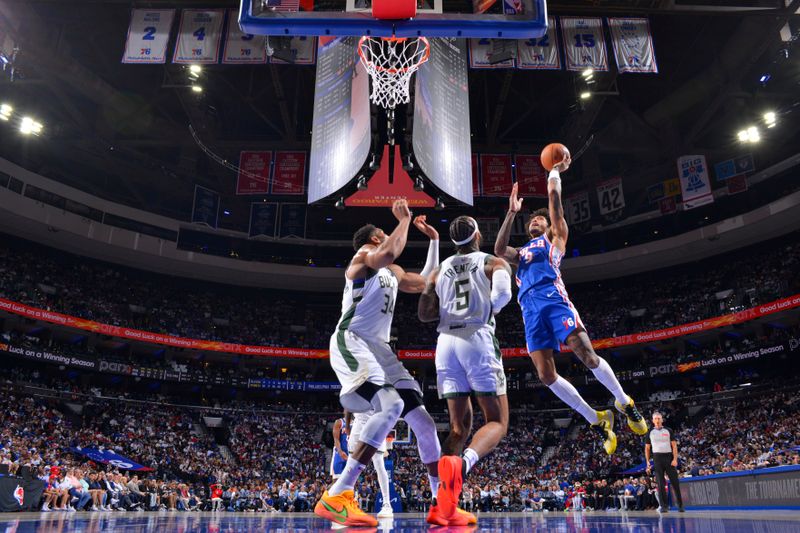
[455,279,470,310]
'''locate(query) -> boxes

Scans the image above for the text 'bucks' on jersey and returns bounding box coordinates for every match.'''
[435,251,494,333]
[337,266,398,343]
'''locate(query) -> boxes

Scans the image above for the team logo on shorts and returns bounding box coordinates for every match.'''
[562,316,575,330]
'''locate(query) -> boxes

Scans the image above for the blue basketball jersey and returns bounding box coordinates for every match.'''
[338,418,349,454]
[515,233,566,301]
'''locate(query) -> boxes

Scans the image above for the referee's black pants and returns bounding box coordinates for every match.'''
[653,453,683,509]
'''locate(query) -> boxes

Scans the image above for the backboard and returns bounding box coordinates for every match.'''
[239,0,547,39]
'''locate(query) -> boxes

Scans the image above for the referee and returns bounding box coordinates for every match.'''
[645,411,685,512]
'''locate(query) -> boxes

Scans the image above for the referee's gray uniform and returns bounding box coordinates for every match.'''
[648,426,684,510]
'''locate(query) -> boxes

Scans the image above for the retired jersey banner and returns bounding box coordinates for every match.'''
[596,177,625,214]
[122,9,175,64]
[472,154,481,196]
[566,190,591,224]
[270,36,317,65]
[191,185,220,227]
[173,9,224,64]
[469,39,515,69]
[678,155,714,209]
[514,154,548,197]
[272,151,306,195]
[517,17,561,70]
[222,9,267,64]
[236,151,272,195]
[480,154,514,196]
[249,202,278,238]
[278,203,307,238]
[608,18,658,74]
[560,17,608,72]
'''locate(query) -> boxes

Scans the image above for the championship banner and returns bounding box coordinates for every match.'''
[472,154,481,196]
[659,196,677,215]
[191,185,220,228]
[271,151,306,195]
[560,17,608,72]
[469,39,515,69]
[122,9,175,64]
[222,9,267,64]
[270,36,317,65]
[2,294,800,359]
[278,203,306,238]
[480,154,514,196]
[236,151,272,195]
[517,17,561,70]
[727,174,748,195]
[735,153,755,174]
[607,17,658,74]
[172,9,224,64]
[677,155,714,209]
[248,202,278,238]
[596,176,625,214]
[69,447,152,472]
[566,190,591,224]
[514,154,548,197]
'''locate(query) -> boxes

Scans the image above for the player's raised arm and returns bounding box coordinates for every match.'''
[495,183,522,266]
[417,267,440,323]
[413,214,440,278]
[487,256,513,315]
[548,157,571,246]
[364,199,413,270]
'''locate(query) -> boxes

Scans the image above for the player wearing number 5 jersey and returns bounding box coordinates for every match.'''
[418,216,513,526]
[495,158,648,458]
[316,200,443,527]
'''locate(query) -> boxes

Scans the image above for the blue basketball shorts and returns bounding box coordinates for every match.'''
[519,289,585,353]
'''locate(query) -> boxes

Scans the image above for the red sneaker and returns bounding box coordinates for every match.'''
[426,503,448,526]
[436,455,464,520]
[447,507,477,526]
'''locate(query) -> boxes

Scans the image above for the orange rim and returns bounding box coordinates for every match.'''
[358,36,430,75]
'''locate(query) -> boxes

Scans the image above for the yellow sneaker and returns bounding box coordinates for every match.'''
[615,397,648,435]
[314,490,378,527]
[592,409,617,455]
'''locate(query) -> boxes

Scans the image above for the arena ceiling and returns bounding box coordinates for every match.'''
[0,0,798,234]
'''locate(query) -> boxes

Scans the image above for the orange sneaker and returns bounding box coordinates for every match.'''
[436,455,464,520]
[426,503,448,526]
[447,507,478,526]
[314,490,378,527]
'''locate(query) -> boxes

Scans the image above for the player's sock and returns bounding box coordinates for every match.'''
[548,376,599,424]
[372,454,391,505]
[462,448,479,474]
[329,457,367,496]
[590,358,630,405]
[428,474,440,496]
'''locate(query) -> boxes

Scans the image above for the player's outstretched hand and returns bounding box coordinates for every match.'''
[553,154,572,173]
[509,183,523,213]
[392,199,411,221]
[413,215,439,240]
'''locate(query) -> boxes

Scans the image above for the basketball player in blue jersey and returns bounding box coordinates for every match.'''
[494,157,648,455]
[330,413,349,480]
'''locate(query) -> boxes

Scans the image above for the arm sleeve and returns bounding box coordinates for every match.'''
[419,239,440,278]
[491,268,512,314]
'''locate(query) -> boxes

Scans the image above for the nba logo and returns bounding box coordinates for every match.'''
[13,485,24,506]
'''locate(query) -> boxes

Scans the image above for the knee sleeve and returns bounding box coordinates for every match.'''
[356,387,403,449]
[403,405,442,465]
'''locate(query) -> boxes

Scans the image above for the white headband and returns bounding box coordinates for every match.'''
[451,218,479,246]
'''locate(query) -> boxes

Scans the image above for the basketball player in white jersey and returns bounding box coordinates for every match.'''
[418,216,514,525]
[347,411,394,518]
[315,199,443,527]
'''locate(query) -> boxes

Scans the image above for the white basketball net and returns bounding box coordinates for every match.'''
[358,36,431,109]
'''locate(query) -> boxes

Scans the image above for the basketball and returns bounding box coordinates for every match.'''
[540,143,570,172]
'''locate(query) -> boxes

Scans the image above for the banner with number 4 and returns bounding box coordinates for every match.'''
[596,177,625,215]
[122,9,175,64]
[223,9,267,64]
[173,9,225,64]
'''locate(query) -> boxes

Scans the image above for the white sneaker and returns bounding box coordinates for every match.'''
[377,504,393,518]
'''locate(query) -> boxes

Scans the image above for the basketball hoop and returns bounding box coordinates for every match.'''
[357,36,430,110]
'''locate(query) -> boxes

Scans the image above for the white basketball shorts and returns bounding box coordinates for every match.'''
[435,326,506,399]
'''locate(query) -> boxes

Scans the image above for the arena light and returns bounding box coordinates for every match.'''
[0,103,11,121]
[737,126,760,143]
[191,85,203,93]
[19,116,43,135]
[580,91,591,100]
[764,111,776,128]
[189,64,202,75]
[582,68,593,78]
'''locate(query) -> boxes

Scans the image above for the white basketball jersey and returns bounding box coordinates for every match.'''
[337,266,398,343]
[435,252,494,333]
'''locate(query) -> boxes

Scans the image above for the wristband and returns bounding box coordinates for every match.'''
[548,169,561,181]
